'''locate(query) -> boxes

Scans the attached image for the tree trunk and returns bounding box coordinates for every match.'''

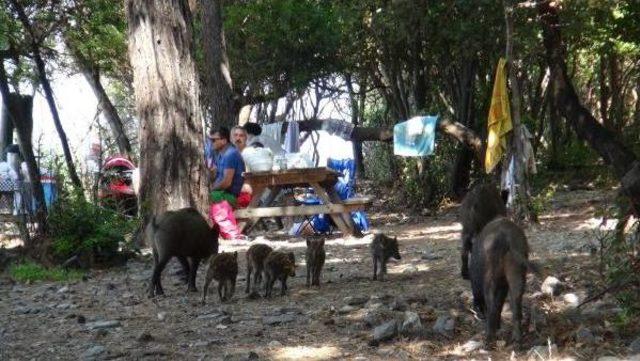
[608,51,624,131]
[127,0,209,219]
[0,98,14,161]
[9,0,83,190]
[451,60,478,199]
[505,0,535,222]
[202,0,237,130]
[539,1,640,214]
[345,74,366,178]
[68,42,133,158]
[598,51,610,128]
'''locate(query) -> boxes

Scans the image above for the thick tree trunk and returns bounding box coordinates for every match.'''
[9,0,83,190]
[599,52,610,128]
[7,94,48,236]
[127,0,209,219]
[505,0,535,222]
[68,43,133,157]
[539,1,640,213]
[202,0,237,129]
[0,99,14,161]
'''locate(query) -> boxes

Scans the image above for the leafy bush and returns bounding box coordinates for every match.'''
[10,261,84,283]
[48,190,140,264]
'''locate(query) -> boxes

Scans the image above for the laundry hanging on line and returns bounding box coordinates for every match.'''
[485,57,513,173]
[393,115,438,157]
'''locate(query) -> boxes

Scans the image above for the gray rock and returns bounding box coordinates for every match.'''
[373,320,398,342]
[527,344,558,360]
[390,298,408,312]
[402,265,418,274]
[86,320,121,330]
[541,276,562,297]
[421,253,442,260]
[56,303,72,310]
[81,345,106,360]
[344,296,368,306]
[268,340,282,348]
[262,314,296,325]
[338,305,357,314]
[57,286,69,294]
[142,347,169,356]
[432,315,455,336]
[563,293,580,308]
[157,312,167,321]
[399,311,422,335]
[630,337,640,354]
[575,327,595,344]
[460,340,483,353]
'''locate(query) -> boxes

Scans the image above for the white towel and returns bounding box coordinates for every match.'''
[407,116,425,139]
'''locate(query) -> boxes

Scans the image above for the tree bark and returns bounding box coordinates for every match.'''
[505,0,535,222]
[0,99,14,161]
[126,0,209,219]
[539,1,640,213]
[9,0,83,190]
[345,74,366,178]
[451,60,478,199]
[201,0,237,130]
[67,42,133,158]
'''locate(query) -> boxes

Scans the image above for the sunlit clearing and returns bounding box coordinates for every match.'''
[270,345,341,360]
[573,217,617,231]
[420,224,461,234]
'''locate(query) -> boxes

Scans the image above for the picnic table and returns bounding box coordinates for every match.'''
[234,167,371,237]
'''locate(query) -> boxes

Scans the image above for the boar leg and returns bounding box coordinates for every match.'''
[201,274,213,304]
[246,264,252,294]
[372,257,378,281]
[187,257,200,292]
[149,255,170,298]
[461,233,473,280]
[177,256,190,284]
[484,278,508,348]
[507,269,525,344]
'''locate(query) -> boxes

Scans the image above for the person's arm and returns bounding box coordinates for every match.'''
[212,168,235,191]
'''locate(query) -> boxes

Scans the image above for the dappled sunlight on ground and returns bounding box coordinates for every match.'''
[572,216,617,231]
[268,344,342,360]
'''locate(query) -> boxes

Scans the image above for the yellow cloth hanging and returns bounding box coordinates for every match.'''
[485,57,513,173]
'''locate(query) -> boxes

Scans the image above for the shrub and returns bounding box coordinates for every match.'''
[48,190,140,265]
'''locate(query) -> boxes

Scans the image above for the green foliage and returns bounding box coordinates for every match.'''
[48,190,139,263]
[64,0,130,81]
[225,0,342,96]
[9,261,84,283]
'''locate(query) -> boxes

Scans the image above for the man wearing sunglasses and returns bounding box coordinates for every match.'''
[207,126,248,241]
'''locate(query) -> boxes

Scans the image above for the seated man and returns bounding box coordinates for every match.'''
[208,127,247,241]
[229,125,252,207]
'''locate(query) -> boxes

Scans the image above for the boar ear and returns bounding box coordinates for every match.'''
[394,237,398,242]
[306,239,310,247]
[320,238,325,247]
[234,251,238,259]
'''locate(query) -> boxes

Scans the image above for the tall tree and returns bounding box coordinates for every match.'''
[63,0,133,157]
[538,1,640,214]
[8,0,83,189]
[126,0,208,217]
[201,0,237,129]
[504,0,535,222]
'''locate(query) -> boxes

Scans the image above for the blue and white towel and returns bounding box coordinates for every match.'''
[393,115,438,157]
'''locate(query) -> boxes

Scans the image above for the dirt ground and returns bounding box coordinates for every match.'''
[1,188,639,360]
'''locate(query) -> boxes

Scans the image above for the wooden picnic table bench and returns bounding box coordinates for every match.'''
[234,167,371,237]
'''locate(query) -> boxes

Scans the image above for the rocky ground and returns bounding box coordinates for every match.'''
[1,188,640,360]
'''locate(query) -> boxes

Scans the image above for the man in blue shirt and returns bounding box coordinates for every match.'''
[207,127,248,241]
[210,127,245,199]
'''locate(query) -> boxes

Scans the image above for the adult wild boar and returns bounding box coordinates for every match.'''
[145,208,219,297]
[459,182,506,280]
